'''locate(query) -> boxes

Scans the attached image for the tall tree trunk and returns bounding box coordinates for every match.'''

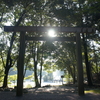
[2,10,26,88]
[40,51,43,87]
[73,64,76,84]
[32,43,40,87]
[3,57,12,88]
[92,45,99,73]
[34,60,40,87]
[82,33,93,86]
[67,65,74,84]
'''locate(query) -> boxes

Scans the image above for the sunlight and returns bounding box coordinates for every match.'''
[48,29,56,37]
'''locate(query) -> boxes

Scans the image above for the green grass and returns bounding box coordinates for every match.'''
[85,89,100,94]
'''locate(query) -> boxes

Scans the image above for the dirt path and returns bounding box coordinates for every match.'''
[0,86,100,100]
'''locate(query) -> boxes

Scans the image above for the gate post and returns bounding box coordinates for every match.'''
[16,32,25,96]
[76,33,84,95]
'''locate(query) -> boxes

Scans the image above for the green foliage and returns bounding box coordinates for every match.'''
[8,74,17,82]
[0,60,4,83]
[43,60,57,73]
[64,74,72,83]
[24,74,34,80]
[26,84,33,88]
[85,89,100,94]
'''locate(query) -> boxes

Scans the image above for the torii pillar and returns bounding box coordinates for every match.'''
[16,32,26,96]
[76,33,84,95]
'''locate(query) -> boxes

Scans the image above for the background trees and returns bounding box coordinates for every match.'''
[0,0,100,88]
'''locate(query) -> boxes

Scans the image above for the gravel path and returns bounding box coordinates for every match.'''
[0,86,100,100]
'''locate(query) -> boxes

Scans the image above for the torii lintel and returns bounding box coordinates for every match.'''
[4,26,95,33]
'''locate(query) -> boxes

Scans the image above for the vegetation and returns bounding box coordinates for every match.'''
[0,0,100,89]
[85,89,100,94]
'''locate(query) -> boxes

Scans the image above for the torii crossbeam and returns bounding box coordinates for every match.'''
[4,26,94,33]
[4,26,95,96]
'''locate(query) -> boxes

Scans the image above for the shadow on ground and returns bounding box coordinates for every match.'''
[0,86,100,100]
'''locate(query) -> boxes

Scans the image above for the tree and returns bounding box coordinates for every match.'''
[1,0,48,88]
[54,41,77,84]
[1,0,100,88]
[81,0,100,85]
[8,74,17,86]
[2,8,26,88]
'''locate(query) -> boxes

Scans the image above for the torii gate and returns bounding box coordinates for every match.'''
[4,26,95,96]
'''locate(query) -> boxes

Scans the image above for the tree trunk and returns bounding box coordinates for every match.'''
[82,33,93,86]
[2,57,12,88]
[73,64,76,84]
[40,63,42,87]
[67,65,74,84]
[34,61,40,87]
[92,45,99,73]
[2,66,10,88]
[40,51,43,87]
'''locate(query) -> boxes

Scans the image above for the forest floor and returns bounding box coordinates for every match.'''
[0,85,100,100]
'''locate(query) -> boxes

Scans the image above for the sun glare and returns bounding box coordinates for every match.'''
[48,29,56,37]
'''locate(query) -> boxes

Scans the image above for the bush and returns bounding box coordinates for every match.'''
[26,84,32,88]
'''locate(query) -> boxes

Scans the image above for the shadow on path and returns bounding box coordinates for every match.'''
[0,86,100,100]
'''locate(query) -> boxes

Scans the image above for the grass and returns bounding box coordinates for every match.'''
[85,89,100,94]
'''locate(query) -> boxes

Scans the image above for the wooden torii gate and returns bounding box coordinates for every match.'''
[4,26,95,96]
